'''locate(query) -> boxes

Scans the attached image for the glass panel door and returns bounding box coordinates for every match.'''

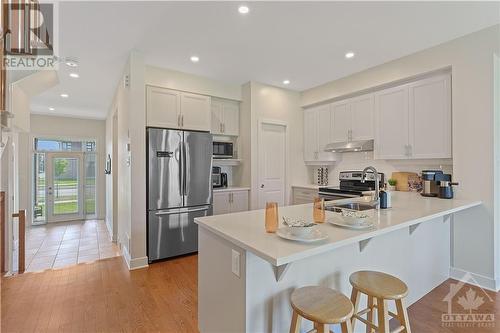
[46,153,84,222]
[33,153,47,224]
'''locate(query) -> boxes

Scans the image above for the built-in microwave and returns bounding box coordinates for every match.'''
[213,141,233,159]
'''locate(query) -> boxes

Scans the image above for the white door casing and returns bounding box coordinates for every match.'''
[258,120,287,209]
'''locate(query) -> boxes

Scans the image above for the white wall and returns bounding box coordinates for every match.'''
[237,81,308,209]
[145,65,241,101]
[302,25,500,289]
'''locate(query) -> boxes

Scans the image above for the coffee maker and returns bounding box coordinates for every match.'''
[420,170,443,197]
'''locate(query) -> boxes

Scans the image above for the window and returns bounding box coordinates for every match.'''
[34,138,96,152]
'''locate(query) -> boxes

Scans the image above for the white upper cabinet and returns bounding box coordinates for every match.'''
[350,94,374,141]
[317,104,333,161]
[331,101,351,143]
[374,73,451,160]
[303,105,338,164]
[408,75,451,159]
[146,86,181,129]
[211,99,224,134]
[180,92,211,131]
[303,109,318,162]
[374,85,409,159]
[211,98,240,136]
[331,95,374,143]
[146,86,211,131]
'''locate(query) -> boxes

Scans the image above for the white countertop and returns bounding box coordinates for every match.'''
[195,192,481,266]
[213,186,250,193]
[292,184,321,190]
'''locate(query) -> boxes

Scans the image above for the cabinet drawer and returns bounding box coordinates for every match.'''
[292,188,318,205]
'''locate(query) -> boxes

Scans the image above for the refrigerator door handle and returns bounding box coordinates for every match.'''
[178,142,184,197]
[155,206,211,216]
[183,141,189,197]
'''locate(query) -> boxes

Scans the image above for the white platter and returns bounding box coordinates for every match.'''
[327,217,374,230]
[276,227,328,243]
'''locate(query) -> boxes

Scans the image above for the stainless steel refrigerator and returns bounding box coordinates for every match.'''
[147,127,213,262]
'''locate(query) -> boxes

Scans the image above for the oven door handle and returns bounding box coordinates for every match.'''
[318,192,360,198]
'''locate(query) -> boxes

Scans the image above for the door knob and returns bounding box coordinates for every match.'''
[260,184,264,188]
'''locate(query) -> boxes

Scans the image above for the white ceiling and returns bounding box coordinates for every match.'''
[30,1,500,119]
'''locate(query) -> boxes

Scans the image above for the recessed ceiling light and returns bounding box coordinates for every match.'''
[238,5,249,14]
[190,55,199,63]
[283,80,290,85]
[345,51,355,59]
[65,59,78,67]
[60,93,69,98]
[49,107,55,111]
[69,73,79,78]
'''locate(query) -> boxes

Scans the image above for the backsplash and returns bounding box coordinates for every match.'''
[308,151,453,186]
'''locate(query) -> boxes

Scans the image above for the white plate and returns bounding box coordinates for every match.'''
[276,227,328,243]
[327,217,374,230]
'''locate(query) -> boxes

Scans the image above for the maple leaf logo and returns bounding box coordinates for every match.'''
[457,288,485,313]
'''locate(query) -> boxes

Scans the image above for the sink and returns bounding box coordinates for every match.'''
[326,202,376,212]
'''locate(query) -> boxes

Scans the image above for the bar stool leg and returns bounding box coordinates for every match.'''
[395,299,411,333]
[366,296,374,333]
[376,298,390,333]
[289,311,301,333]
[341,320,353,333]
[350,288,360,330]
[316,324,329,333]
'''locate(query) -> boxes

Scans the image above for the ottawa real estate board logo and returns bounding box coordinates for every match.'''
[442,273,495,329]
[2,2,58,70]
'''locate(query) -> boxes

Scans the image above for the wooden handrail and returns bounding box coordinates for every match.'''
[1,191,5,273]
[12,210,26,273]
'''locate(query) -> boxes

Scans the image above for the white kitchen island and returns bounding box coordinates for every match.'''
[195,192,481,333]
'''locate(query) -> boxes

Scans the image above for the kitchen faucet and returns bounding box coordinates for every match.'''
[361,166,380,209]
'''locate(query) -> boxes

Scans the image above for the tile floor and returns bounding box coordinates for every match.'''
[25,220,121,272]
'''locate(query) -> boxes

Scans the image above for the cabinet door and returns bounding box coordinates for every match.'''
[374,85,409,159]
[230,191,249,213]
[408,75,451,159]
[222,101,240,136]
[303,109,319,161]
[213,192,230,215]
[180,92,211,131]
[317,104,335,161]
[211,99,223,134]
[350,94,374,141]
[331,101,351,142]
[146,86,181,128]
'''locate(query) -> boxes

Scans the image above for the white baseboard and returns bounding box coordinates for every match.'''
[104,218,116,242]
[449,267,499,291]
[130,256,149,270]
[122,245,131,269]
[120,245,148,270]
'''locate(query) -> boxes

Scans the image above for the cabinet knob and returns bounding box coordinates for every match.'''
[260,184,265,188]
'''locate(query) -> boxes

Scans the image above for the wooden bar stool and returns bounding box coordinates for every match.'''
[349,271,411,333]
[290,286,354,333]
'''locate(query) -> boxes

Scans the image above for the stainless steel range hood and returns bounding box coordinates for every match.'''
[324,139,374,153]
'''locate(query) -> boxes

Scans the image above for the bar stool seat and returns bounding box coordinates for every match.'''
[350,270,409,300]
[290,286,354,333]
[349,271,411,333]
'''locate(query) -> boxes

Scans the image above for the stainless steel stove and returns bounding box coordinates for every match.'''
[319,171,385,201]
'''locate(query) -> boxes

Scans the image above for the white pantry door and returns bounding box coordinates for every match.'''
[258,122,286,208]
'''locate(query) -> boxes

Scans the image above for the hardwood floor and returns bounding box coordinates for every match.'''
[1,254,499,332]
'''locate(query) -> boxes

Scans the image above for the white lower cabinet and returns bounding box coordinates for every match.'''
[213,189,249,215]
[292,187,318,205]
